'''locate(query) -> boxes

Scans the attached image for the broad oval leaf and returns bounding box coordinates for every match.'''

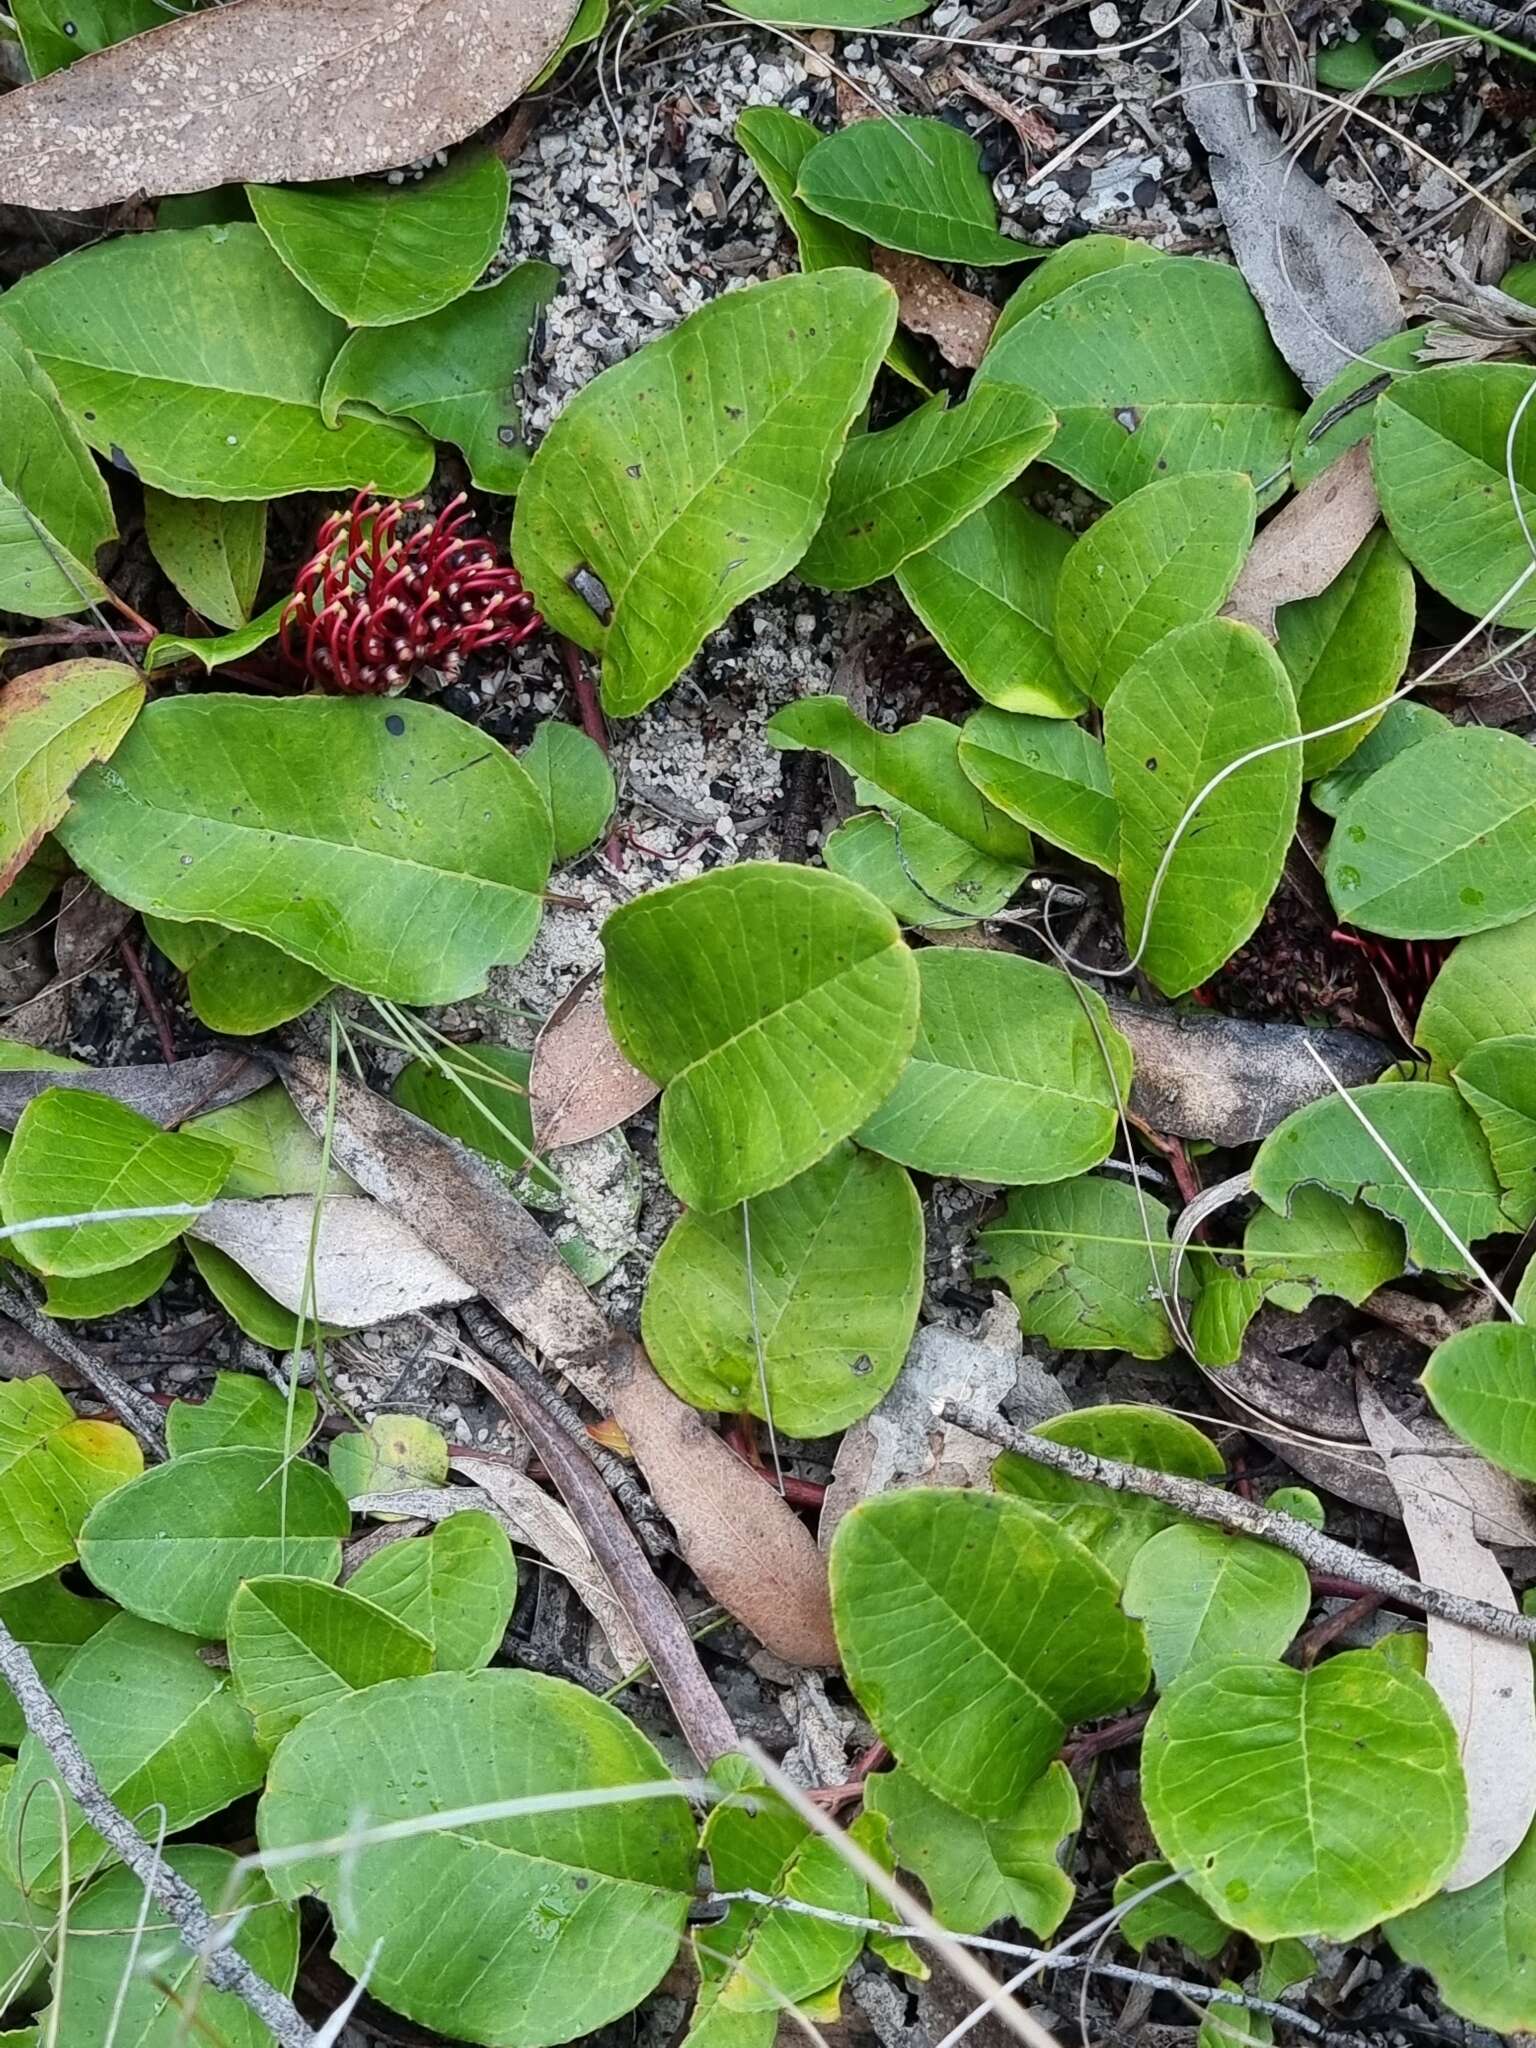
[1251,1081,1507,1276]
[796,117,1038,267]
[1324,725,1536,939]
[799,386,1055,591]
[1,226,432,501]
[1387,1814,1536,2033]
[990,234,1166,351]
[248,151,510,327]
[0,324,115,619]
[56,694,554,1005]
[865,1762,1079,1940]
[1142,1653,1466,1940]
[390,1042,548,1186]
[522,720,617,861]
[829,1486,1150,1820]
[0,661,142,895]
[895,493,1083,716]
[1194,1185,1406,1364]
[143,916,331,1036]
[77,1446,349,1636]
[329,1415,449,1501]
[1418,913,1536,1075]
[187,1235,348,1350]
[257,1669,697,2048]
[643,1140,922,1435]
[1290,327,1425,489]
[41,1844,297,2048]
[1373,362,1536,629]
[167,1369,318,1459]
[37,1243,176,1324]
[1453,1033,1536,1223]
[514,270,896,717]
[347,1509,517,1671]
[976,257,1302,503]
[1423,1322,1536,1480]
[228,1575,433,1746]
[0,1087,230,1276]
[3,1611,266,1894]
[1122,1524,1311,1688]
[0,1377,140,1596]
[977,1177,1181,1361]
[1055,471,1256,705]
[1105,618,1301,997]
[957,709,1118,872]
[142,490,265,630]
[601,864,919,1211]
[824,809,1025,929]
[1310,698,1447,820]
[184,1084,354,1201]
[1278,527,1415,780]
[855,950,1131,1185]
[0,1574,113,1749]
[142,597,286,675]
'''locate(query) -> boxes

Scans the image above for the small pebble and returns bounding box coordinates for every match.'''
[1089,2,1121,35]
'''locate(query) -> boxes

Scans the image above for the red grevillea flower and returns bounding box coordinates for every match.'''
[1331,928,1455,1026]
[281,491,541,695]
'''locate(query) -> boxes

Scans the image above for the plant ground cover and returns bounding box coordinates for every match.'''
[2,3,1536,2047]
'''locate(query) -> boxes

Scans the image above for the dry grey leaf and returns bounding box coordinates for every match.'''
[1358,1383,1536,1890]
[1222,444,1384,639]
[279,1051,839,1666]
[0,0,580,209]
[1106,999,1389,1147]
[871,249,998,371]
[1180,9,1401,392]
[191,1196,474,1325]
[819,1301,1067,1549]
[0,1050,267,1132]
[53,879,134,979]
[529,969,658,1152]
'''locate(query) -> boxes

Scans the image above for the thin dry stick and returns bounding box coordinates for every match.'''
[0,1617,316,2048]
[0,1281,167,1457]
[943,1403,1536,1645]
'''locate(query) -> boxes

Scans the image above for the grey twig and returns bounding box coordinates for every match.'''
[0,1281,167,1457]
[0,1616,316,2048]
[942,1402,1536,1646]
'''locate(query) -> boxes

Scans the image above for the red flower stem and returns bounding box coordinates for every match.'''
[559,637,609,753]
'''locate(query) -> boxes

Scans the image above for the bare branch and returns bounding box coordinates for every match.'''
[0,1280,167,1456]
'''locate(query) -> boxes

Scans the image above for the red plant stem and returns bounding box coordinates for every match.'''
[1296,1590,1385,1667]
[806,1741,891,1814]
[559,637,609,753]
[118,937,177,1064]
[725,1414,827,1510]
[1059,1708,1150,1767]
[106,591,158,639]
[3,625,150,652]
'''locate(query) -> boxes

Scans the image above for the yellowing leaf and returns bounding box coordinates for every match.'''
[0,1377,141,1595]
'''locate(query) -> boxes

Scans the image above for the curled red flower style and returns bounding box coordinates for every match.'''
[281,491,541,695]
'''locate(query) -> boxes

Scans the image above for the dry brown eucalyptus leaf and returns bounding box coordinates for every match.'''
[872,249,998,371]
[0,0,581,210]
[191,1196,474,1325]
[0,1050,266,1131]
[1222,444,1384,639]
[53,879,133,980]
[529,969,658,1152]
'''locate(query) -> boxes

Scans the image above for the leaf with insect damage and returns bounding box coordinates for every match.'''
[0,662,142,895]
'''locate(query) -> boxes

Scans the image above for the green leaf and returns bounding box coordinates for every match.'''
[1142,1652,1466,1940]
[765,699,1034,862]
[0,1575,112,1748]
[515,270,895,717]
[141,490,265,629]
[184,1083,354,1200]
[1387,1811,1536,2032]
[0,660,143,895]
[992,1404,1225,1582]
[1290,328,1427,490]
[796,118,1037,267]
[1,226,432,501]
[186,1236,349,1350]
[3,1611,266,1894]
[38,1243,176,1323]
[1122,1524,1311,1688]
[0,1087,230,1276]
[1325,725,1536,939]
[347,1509,516,1671]
[1423,1322,1536,1480]
[856,950,1131,1185]
[12,0,165,73]
[800,386,1056,591]
[1251,1080,1506,1275]
[976,257,1301,504]
[1310,699,1448,820]
[40,1845,298,2048]
[77,1447,349,1636]
[390,1041,545,1181]
[0,1760,44,1999]
[602,863,919,1210]
[1112,1859,1229,1958]
[0,1377,140,1595]
[257,1669,697,2046]
[1278,528,1415,780]
[145,915,331,1036]
[0,324,114,619]
[522,720,617,860]
[141,596,287,674]
[1055,472,1257,706]
[167,1369,317,1458]
[1244,1184,1406,1311]
[990,235,1165,352]
[957,708,1117,871]
[56,695,554,1005]
[1373,363,1536,629]
[1267,1486,1326,1530]
[977,1175,1180,1360]
[829,1487,1150,1820]
[1105,618,1301,997]
[895,492,1084,716]
[643,1140,922,1435]
[248,152,509,327]
[693,1769,865,2025]
[1418,913,1536,1074]
[320,262,557,493]
[823,810,1025,929]
[0,843,66,937]
[865,1762,1078,1938]
[1452,1033,1536,1222]
[228,1574,433,1745]
[1315,36,1455,92]
[328,1414,449,1502]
